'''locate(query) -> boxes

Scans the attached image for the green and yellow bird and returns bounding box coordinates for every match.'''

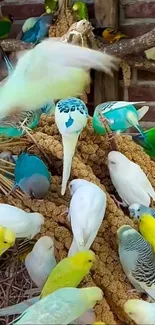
[72,1,88,21]
[93,27,128,43]
[0,15,14,39]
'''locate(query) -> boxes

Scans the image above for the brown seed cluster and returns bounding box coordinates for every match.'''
[1,115,155,324]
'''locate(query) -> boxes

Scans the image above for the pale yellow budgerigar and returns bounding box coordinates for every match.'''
[0,37,119,118]
[0,225,16,256]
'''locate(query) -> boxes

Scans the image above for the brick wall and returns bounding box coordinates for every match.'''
[0,0,155,124]
[119,0,155,127]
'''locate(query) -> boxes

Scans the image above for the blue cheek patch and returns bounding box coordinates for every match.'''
[65,116,74,128]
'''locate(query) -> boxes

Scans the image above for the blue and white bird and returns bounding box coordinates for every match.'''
[21,14,53,44]
[55,97,88,195]
[14,152,51,199]
[92,101,149,136]
[129,203,155,219]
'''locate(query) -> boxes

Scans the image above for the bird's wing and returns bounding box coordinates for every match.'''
[14,38,120,80]
[70,186,106,248]
[131,162,155,200]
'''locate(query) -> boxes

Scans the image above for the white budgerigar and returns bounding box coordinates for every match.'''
[124,299,155,325]
[25,236,56,287]
[0,203,44,238]
[108,151,155,207]
[68,179,106,256]
[55,98,88,195]
[0,38,119,118]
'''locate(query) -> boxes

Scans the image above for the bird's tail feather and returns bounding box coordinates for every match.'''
[0,297,39,316]
[68,237,79,257]
[126,111,153,151]
[61,133,79,195]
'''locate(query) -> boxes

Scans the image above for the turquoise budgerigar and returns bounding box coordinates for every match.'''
[13,287,103,324]
[0,38,119,118]
[0,102,55,138]
[117,225,155,300]
[92,101,149,136]
[14,152,51,199]
[55,98,88,195]
[129,203,155,219]
[21,14,53,44]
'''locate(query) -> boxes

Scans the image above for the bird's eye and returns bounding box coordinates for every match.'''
[110,161,115,164]
[3,241,7,244]
[88,259,92,262]
[137,209,140,211]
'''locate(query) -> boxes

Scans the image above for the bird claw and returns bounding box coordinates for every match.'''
[127,289,137,294]
[60,208,69,219]
[110,194,124,209]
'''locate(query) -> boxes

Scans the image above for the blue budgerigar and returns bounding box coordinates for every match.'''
[92,101,149,136]
[55,97,88,195]
[14,152,51,199]
[129,203,155,219]
[21,14,53,44]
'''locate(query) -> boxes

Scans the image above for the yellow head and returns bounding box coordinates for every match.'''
[3,227,16,245]
[139,213,155,227]
[70,250,95,271]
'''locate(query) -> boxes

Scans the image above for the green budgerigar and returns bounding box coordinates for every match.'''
[0,15,14,39]
[72,1,88,21]
[117,225,155,300]
[133,127,155,158]
[13,287,103,324]
[44,0,58,14]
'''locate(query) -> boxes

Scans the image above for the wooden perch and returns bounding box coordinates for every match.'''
[0,39,33,52]
[124,56,155,73]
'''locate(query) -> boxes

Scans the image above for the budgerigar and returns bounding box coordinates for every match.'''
[14,152,51,199]
[0,47,55,137]
[0,15,14,39]
[0,250,95,317]
[139,214,155,252]
[108,151,155,207]
[68,179,106,256]
[0,203,44,238]
[40,250,95,298]
[0,38,119,118]
[13,287,103,325]
[45,0,58,14]
[117,225,155,300]
[55,98,88,195]
[0,225,16,256]
[0,102,55,138]
[92,101,149,136]
[124,299,155,325]
[25,236,56,287]
[72,1,88,20]
[21,14,53,44]
[129,203,155,219]
[133,127,155,158]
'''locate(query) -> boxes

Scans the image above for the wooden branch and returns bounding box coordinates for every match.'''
[0,39,34,52]
[101,27,155,58]
[124,56,155,73]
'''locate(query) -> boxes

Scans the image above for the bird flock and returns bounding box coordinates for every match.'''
[0,6,155,324]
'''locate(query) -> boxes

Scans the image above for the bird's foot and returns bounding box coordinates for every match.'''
[127,289,137,294]
[110,194,124,209]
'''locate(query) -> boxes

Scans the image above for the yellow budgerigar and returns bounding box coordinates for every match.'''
[40,250,95,298]
[0,225,16,256]
[139,213,155,252]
